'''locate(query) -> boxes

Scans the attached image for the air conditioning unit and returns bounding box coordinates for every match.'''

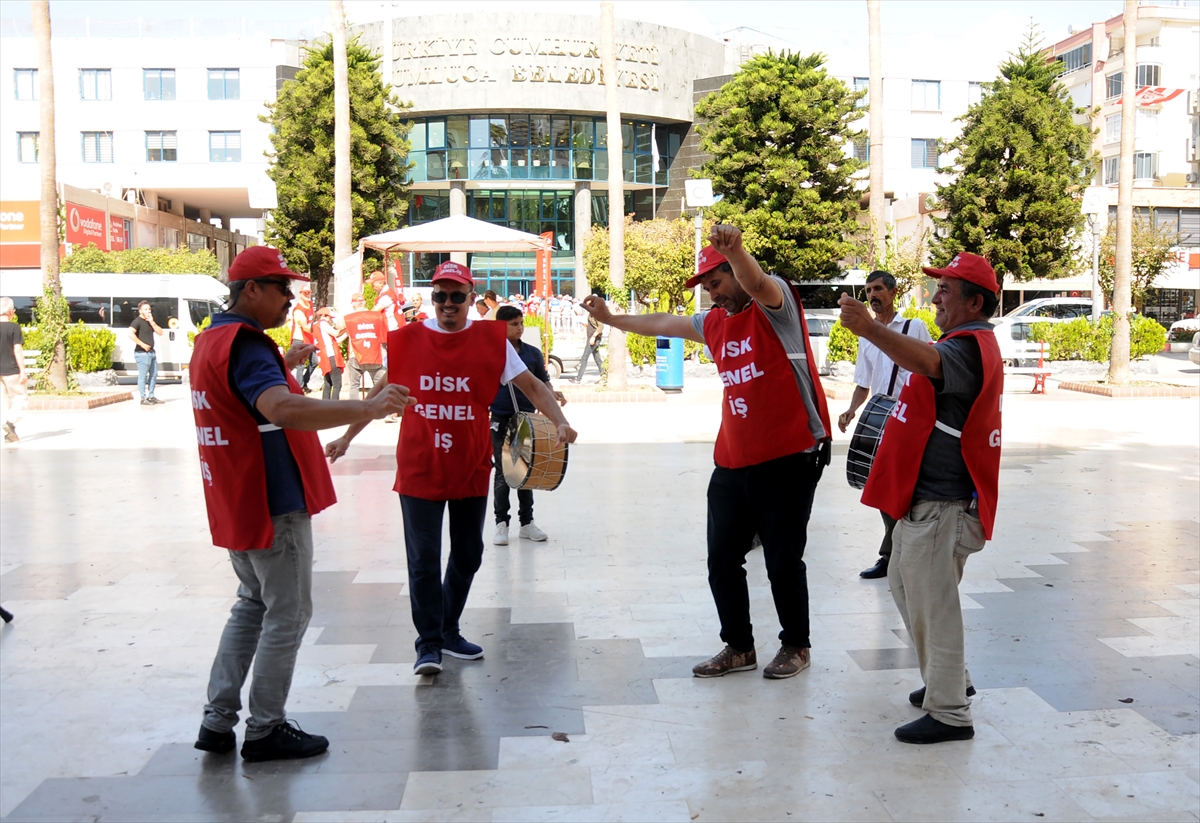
[1186,172,1199,184]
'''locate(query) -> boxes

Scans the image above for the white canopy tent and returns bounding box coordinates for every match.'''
[358,214,550,254]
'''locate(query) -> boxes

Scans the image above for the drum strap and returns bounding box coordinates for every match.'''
[257,423,282,433]
[507,380,520,413]
[786,352,807,361]
[934,420,963,439]
[886,319,914,397]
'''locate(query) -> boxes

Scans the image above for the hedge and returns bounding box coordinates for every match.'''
[23,322,117,373]
[1030,315,1166,362]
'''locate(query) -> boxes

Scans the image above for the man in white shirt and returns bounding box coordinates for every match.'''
[837,270,932,580]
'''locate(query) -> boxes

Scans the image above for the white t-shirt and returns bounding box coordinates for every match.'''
[854,315,932,397]
[421,318,528,384]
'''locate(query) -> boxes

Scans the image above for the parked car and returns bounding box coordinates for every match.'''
[991,315,1051,367]
[1190,331,1200,366]
[805,310,838,375]
[1005,297,1094,320]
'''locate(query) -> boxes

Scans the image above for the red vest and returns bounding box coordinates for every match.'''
[190,321,337,550]
[375,287,405,332]
[345,310,385,366]
[315,318,345,375]
[704,285,831,469]
[862,326,1003,539]
[290,303,313,344]
[388,320,508,500]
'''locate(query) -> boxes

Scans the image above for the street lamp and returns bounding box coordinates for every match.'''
[1081,187,1106,323]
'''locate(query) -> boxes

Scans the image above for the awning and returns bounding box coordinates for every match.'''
[358,214,551,254]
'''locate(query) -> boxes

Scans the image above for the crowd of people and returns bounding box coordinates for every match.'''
[103,228,1003,763]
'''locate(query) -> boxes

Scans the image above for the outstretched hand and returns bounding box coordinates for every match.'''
[580,295,612,323]
[284,342,317,370]
[837,294,874,336]
[708,224,744,257]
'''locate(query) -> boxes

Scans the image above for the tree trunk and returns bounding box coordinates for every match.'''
[329,0,353,311]
[601,1,626,390]
[32,0,66,390]
[1109,0,1137,385]
[867,0,886,270]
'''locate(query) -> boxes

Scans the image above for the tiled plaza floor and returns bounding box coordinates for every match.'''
[1,376,1197,822]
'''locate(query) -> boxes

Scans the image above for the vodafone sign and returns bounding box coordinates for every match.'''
[66,202,108,249]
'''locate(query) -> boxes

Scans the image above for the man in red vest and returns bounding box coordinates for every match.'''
[838,252,1003,745]
[313,307,345,400]
[326,261,577,676]
[581,224,832,681]
[289,283,316,391]
[369,271,404,333]
[344,292,387,398]
[190,245,412,762]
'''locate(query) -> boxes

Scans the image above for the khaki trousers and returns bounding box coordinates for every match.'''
[889,499,986,727]
[0,373,28,429]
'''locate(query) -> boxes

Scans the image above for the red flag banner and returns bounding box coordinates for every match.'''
[1115,87,1185,107]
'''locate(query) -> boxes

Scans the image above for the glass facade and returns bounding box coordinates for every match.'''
[406,114,681,185]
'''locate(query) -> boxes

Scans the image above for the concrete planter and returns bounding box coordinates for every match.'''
[1169,341,1192,353]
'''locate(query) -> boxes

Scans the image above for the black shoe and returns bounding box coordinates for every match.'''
[140,398,151,405]
[895,713,974,744]
[3,421,16,443]
[240,720,329,762]
[909,685,976,707]
[194,725,236,754]
[148,397,163,405]
[859,556,889,579]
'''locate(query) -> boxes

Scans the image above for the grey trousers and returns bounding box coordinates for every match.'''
[346,358,386,396]
[889,499,985,727]
[202,511,314,741]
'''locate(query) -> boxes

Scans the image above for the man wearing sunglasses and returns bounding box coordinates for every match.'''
[190,245,414,763]
[327,261,577,676]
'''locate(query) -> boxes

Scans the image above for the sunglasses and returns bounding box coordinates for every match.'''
[431,291,469,305]
[257,279,295,295]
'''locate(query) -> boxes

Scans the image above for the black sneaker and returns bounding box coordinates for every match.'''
[194,725,236,754]
[909,685,976,708]
[443,632,484,660]
[894,713,974,744]
[3,421,16,443]
[148,397,163,405]
[240,720,329,762]
[140,398,151,405]
[414,642,443,675]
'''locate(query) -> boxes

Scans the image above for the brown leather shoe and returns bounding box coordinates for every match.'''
[763,644,810,679]
[692,645,757,678]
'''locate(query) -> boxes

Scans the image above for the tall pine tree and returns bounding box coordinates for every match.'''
[695,52,865,281]
[262,38,412,301]
[931,28,1096,281]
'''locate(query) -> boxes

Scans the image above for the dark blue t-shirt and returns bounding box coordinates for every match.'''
[210,312,306,516]
[490,341,549,416]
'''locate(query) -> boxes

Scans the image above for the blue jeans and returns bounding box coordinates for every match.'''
[134,350,157,399]
[202,511,314,740]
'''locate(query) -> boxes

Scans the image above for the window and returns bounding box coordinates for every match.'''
[79,69,112,101]
[67,297,112,325]
[187,232,208,252]
[209,131,241,162]
[146,130,177,162]
[853,138,869,162]
[1106,72,1123,99]
[1103,156,1119,184]
[1135,63,1161,87]
[81,131,114,163]
[17,131,38,162]
[854,76,868,107]
[207,69,239,100]
[1134,151,1158,179]
[911,138,938,169]
[1105,114,1121,144]
[1055,43,1092,75]
[911,79,940,110]
[968,81,983,106]
[14,68,37,100]
[187,299,214,327]
[112,297,175,329]
[143,69,176,100]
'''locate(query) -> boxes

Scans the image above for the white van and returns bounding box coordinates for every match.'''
[0,270,228,379]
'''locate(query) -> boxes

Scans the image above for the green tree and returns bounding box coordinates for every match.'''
[262,38,412,303]
[1098,210,1181,309]
[695,51,865,281]
[931,27,1096,281]
[62,244,221,275]
[583,216,700,311]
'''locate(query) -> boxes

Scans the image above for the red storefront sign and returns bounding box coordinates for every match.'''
[108,215,127,251]
[66,202,108,249]
[535,231,553,299]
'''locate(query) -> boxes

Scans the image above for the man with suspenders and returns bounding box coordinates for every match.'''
[581,224,832,681]
[837,270,931,579]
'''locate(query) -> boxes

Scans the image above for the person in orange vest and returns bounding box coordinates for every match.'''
[325,261,577,677]
[839,252,1004,745]
[313,307,345,400]
[344,292,387,398]
[580,225,832,682]
[289,283,316,392]
[189,245,412,762]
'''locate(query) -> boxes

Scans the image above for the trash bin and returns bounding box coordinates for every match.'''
[656,335,684,392]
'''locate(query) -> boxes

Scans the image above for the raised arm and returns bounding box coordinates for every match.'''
[707,224,784,310]
[257,377,413,432]
[838,295,943,379]
[579,296,703,344]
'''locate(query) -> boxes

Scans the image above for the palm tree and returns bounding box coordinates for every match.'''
[32,0,66,389]
[1109,0,1138,385]
[867,0,886,269]
[601,1,626,390]
[329,0,352,309]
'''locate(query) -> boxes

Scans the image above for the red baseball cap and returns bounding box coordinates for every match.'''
[922,252,999,293]
[227,246,309,283]
[432,261,474,287]
[685,246,729,288]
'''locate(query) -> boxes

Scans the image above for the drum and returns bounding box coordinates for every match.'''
[846,393,898,489]
[502,412,570,491]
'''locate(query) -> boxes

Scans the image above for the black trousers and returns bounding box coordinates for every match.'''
[490,413,533,526]
[574,340,603,380]
[322,367,342,400]
[399,494,488,651]
[879,511,898,558]
[707,450,825,652]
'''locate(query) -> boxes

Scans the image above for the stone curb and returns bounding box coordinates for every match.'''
[26,391,134,410]
[1059,381,1199,398]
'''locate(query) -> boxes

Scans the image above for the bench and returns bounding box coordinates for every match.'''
[22,349,41,374]
[1004,341,1052,394]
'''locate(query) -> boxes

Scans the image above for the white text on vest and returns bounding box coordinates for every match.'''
[420,374,471,392]
[723,337,752,358]
[719,362,766,387]
[196,426,230,446]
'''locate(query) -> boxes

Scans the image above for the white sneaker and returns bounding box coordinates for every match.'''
[494,522,509,545]
[519,522,548,542]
